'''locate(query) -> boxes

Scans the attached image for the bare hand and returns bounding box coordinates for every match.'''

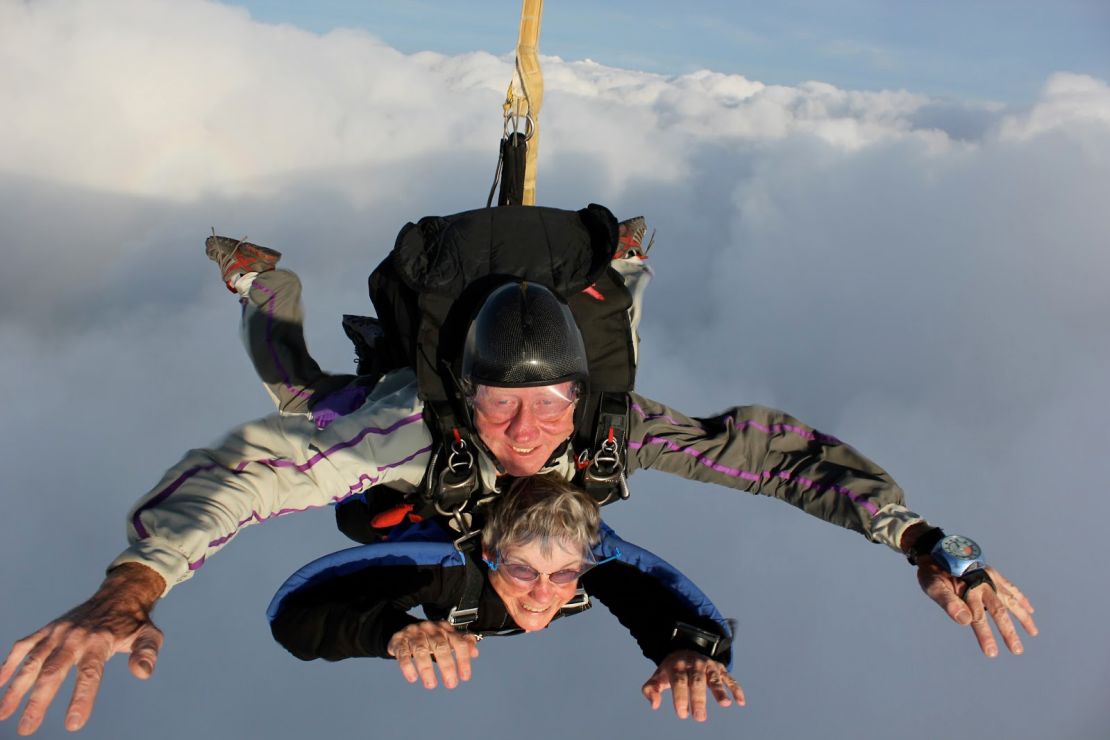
[386,621,479,690]
[0,563,165,735]
[641,650,745,722]
[917,560,1038,657]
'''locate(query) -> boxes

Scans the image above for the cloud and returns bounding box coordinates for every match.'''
[999,72,1110,140]
[2,2,1108,739]
[1,0,499,200]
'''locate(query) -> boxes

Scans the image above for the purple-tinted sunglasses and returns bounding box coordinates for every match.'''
[486,548,622,585]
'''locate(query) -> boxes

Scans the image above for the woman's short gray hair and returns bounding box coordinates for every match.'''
[481,474,601,559]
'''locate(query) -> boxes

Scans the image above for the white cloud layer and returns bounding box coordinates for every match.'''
[2,2,1108,739]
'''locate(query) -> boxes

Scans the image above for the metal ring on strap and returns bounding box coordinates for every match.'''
[434,438,479,517]
[503,111,536,142]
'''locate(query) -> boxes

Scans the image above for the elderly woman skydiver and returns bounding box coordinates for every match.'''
[267,474,744,722]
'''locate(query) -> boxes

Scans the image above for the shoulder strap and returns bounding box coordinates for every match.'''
[566,264,638,506]
[445,532,486,629]
[575,390,631,505]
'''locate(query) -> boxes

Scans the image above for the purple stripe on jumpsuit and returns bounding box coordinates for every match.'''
[628,435,879,515]
[197,444,432,564]
[631,402,842,445]
[131,413,427,564]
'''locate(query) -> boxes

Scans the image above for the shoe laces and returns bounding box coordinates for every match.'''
[209,228,252,280]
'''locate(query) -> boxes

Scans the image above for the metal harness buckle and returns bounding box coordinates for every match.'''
[561,587,590,612]
[446,606,480,627]
[585,437,624,485]
[452,527,481,553]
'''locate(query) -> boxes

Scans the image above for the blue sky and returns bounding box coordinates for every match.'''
[1,1,1108,739]
[228,0,1109,102]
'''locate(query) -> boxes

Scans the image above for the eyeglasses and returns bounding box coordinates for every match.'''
[470,383,579,424]
[486,548,622,585]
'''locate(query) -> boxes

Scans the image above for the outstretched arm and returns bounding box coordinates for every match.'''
[113,373,430,595]
[0,563,165,736]
[627,396,1039,656]
[268,554,479,689]
[627,394,921,550]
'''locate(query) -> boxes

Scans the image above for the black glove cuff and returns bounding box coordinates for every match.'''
[669,621,728,659]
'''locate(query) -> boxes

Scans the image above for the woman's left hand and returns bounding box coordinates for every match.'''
[386,620,479,690]
[641,650,745,721]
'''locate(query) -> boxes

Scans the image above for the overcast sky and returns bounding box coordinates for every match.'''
[1,1,1108,739]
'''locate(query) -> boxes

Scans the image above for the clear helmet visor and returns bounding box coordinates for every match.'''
[471,382,580,423]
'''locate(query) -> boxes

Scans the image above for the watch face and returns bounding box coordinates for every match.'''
[939,535,981,561]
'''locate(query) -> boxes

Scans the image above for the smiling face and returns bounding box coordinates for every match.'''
[471,383,578,476]
[485,538,586,632]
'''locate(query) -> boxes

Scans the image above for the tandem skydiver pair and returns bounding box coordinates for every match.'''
[0,204,1036,735]
[214,206,743,719]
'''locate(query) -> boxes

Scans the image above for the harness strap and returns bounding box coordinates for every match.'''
[420,402,481,517]
[493,131,528,207]
[446,534,486,629]
[579,391,632,505]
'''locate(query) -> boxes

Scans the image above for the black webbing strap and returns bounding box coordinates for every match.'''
[486,132,528,208]
[497,132,528,207]
[446,534,486,629]
[669,620,733,660]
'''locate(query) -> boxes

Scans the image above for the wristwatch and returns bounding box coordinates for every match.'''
[930,534,987,577]
[907,527,994,591]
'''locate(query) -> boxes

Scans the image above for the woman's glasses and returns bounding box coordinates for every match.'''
[487,548,622,585]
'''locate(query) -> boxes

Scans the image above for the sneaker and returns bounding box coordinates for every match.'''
[615,216,650,259]
[205,233,282,290]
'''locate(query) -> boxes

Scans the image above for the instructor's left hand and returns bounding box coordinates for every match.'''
[917,561,1038,657]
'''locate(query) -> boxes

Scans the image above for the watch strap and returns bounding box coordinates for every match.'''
[959,568,995,594]
[906,526,945,565]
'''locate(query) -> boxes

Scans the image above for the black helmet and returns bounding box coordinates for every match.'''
[460,281,589,389]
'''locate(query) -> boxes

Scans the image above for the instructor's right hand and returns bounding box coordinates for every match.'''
[0,563,165,735]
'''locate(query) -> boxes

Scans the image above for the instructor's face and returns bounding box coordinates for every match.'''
[472,382,577,476]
